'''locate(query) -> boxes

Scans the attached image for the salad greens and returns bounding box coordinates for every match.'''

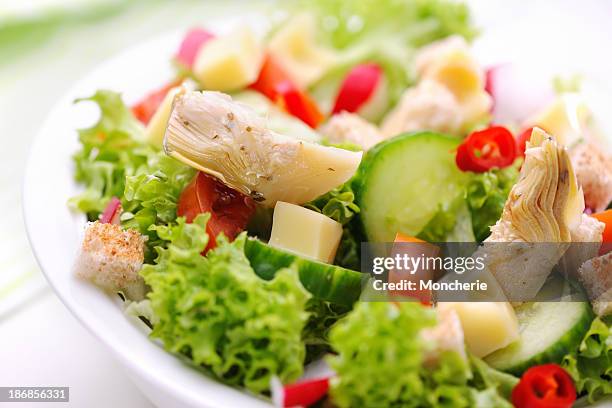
[300,0,476,50]
[305,182,361,270]
[562,317,612,402]
[141,214,311,393]
[302,0,477,116]
[465,163,520,241]
[327,302,516,407]
[69,90,194,260]
[69,90,148,218]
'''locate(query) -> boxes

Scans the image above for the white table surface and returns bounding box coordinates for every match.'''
[2,1,611,407]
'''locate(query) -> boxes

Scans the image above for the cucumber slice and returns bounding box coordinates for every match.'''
[484,301,593,375]
[353,132,468,242]
[244,238,364,306]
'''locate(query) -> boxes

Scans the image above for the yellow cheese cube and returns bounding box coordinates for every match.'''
[269,201,343,263]
[530,95,590,148]
[193,27,263,92]
[437,302,519,358]
[144,86,181,148]
[268,14,336,88]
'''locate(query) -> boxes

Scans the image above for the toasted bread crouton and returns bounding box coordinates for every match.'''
[421,307,466,366]
[578,252,612,316]
[570,142,612,213]
[74,221,147,300]
[320,112,382,150]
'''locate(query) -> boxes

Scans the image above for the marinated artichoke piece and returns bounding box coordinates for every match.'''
[488,127,584,242]
[481,128,587,301]
[163,90,362,207]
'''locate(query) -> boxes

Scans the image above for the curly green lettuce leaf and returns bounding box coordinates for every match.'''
[121,153,195,260]
[304,182,360,226]
[469,355,518,407]
[305,182,361,270]
[418,196,476,242]
[69,90,150,218]
[141,215,311,394]
[562,317,612,403]
[302,298,350,363]
[328,302,516,407]
[466,163,520,241]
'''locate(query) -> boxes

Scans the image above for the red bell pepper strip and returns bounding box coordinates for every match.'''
[249,54,292,100]
[511,364,576,408]
[100,197,122,225]
[592,209,612,254]
[332,63,382,114]
[131,80,180,125]
[456,126,517,172]
[278,377,330,408]
[176,28,215,68]
[250,55,324,128]
[275,80,324,128]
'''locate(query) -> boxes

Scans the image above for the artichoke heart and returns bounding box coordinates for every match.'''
[488,127,584,242]
[163,90,362,207]
[481,127,586,301]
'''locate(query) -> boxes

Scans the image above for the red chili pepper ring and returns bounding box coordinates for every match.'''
[511,364,576,408]
[456,126,517,172]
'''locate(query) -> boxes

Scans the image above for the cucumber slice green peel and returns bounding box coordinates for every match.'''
[244,238,364,307]
[484,300,594,376]
[352,131,469,242]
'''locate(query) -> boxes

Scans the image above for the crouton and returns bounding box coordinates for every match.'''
[421,307,466,366]
[578,252,612,317]
[320,112,382,150]
[570,142,612,213]
[74,221,147,300]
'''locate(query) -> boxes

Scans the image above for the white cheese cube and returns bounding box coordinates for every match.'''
[193,27,263,92]
[269,201,343,263]
[437,302,519,358]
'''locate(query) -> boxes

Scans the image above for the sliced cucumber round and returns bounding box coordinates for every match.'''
[353,132,468,242]
[244,238,364,306]
[484,301,593,375]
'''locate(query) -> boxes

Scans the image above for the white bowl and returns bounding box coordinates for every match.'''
[23,16,275,408]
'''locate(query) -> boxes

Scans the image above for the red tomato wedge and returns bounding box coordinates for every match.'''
[177,172,256,253]
[176,28,215,68]
[250,54,324,128]
[131,80,180,125]
[332,63,382,114]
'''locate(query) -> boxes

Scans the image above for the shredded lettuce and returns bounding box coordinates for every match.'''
[465,163,520,241]
[69,90,149,218]
[305,182,361,270]
[140,215,311,394]
[327,302,516,407]
[562,317,612,403]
